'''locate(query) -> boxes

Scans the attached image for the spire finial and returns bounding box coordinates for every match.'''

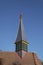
[20,13,22,22]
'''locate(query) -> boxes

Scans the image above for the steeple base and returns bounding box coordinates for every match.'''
[16,50,27,58]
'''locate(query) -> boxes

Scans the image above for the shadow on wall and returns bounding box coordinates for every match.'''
[42,62,43,65]
[0,58,2,65]
[13,61,21,65]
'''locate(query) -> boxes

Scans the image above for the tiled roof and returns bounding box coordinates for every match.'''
[0,52,42,65]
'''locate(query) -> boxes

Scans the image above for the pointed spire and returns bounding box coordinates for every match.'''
[15,14,27,43]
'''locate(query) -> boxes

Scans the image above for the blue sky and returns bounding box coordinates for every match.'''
[0,0,43,60]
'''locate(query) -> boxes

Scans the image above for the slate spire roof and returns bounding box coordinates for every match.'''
[15,14,27,43]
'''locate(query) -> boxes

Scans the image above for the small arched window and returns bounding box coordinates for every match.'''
[16,43,22,51]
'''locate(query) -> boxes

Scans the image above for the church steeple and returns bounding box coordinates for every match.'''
[15,14,28,58]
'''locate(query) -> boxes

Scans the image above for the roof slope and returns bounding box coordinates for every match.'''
[0,52,42,65]
[15,14,27,43]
